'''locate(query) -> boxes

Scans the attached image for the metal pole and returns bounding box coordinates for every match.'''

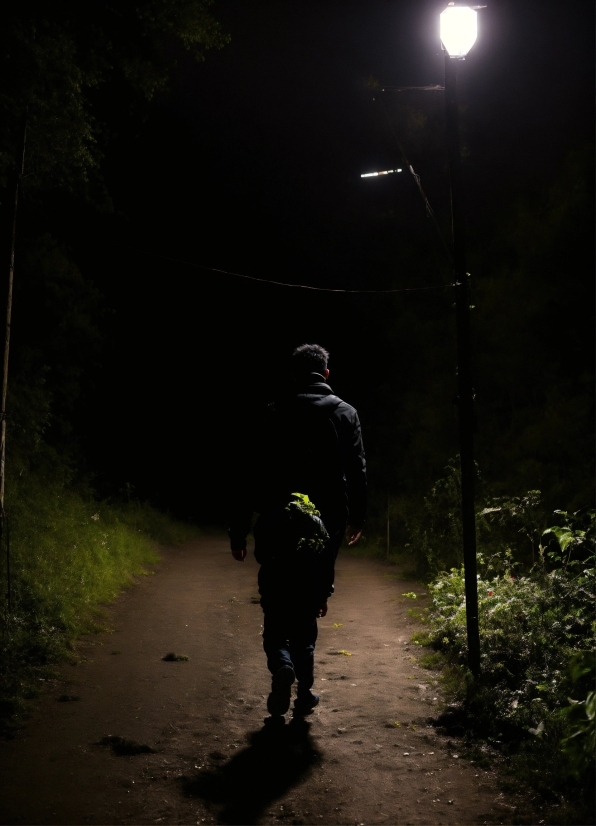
[1,115,27,615]
[386,492,390,558]
[444,54,480,676]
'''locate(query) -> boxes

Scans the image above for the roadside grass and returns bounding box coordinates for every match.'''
[112,499,199,546]
[0,474,199,734]
[342,532,421,580]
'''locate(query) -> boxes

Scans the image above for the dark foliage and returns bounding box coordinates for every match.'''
[413,464,595,823]
[0,0,229,193]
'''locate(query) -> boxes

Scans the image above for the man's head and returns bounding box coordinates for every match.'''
[291,343,330,382]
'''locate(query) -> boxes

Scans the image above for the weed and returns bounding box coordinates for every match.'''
[410,630,432,646]
[420,651,445,670]
[438,663,468,699]
[407,607,429,623]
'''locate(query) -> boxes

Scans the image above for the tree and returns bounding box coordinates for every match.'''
[0,1,229,506]
[0,0,229,194]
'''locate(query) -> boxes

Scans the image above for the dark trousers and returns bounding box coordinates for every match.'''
[256,518,345,697]
[262,609,318,697]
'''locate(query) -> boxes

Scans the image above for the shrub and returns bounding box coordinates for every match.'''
[404,457,546,575]
[425,507,595,817]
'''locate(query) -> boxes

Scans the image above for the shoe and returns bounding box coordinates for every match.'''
[267,665,295,716]
[293,691,320,716]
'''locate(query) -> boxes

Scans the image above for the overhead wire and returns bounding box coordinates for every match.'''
[121,245,454,295]
[116,90,457,296]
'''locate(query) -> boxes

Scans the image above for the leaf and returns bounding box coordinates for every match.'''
[402,592,417,599]
[337,649,353,656]
[543,526,576,551]
[332,622,343,628]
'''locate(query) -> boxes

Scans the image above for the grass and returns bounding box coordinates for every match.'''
[342,532,423,580]
[419,650,445,670]
[0,472,199,733]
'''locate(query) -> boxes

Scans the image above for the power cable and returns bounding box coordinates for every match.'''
[121,245,454,295]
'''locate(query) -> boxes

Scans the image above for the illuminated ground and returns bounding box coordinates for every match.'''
[0,535,527,824]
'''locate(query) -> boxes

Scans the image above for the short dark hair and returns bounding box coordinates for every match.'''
[291,343,330,378]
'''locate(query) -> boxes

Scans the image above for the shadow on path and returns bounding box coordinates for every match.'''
[181,717,322,824]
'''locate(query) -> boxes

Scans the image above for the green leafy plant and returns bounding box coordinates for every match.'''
[287,492,320,518]
[285,492,328,554]
[404,458,547,576]
[423,507,595,818]
[558,651,596,781]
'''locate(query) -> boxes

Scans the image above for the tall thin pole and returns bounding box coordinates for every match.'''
[1,115,27,614]
[386,492,390,558]
[444,55,480,676]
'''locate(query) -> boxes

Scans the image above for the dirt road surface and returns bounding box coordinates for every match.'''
[0,536,521,825]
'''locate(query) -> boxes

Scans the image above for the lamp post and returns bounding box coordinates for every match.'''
[1,115,27,615]
[440,5,481,676]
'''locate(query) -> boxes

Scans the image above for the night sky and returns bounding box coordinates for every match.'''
[55,0,593,522]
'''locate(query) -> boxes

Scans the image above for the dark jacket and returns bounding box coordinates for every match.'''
[228,375,367,549]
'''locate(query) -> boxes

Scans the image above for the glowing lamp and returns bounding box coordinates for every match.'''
[440,6,477,58]
[360,169,402,178]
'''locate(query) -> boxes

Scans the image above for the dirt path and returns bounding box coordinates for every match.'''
[0,536,518,825]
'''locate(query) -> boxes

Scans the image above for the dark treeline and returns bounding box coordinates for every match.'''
[0,0,593,526]
[0,0,229,501]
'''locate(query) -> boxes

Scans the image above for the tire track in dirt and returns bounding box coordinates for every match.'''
[0,536,521,825]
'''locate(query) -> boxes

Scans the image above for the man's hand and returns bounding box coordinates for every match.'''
[346,526,362,547]
[318,603,328,618]
[231,548,247,561]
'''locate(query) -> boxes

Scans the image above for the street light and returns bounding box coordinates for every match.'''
[440,6,477,57]
[361,169,402,178]
[441,4,481,676]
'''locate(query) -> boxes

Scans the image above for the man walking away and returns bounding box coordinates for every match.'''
[229,344,367,718]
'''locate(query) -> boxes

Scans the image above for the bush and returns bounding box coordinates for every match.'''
[404,457,546,575]
[559,651,596,782]
[425,507,595,818]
